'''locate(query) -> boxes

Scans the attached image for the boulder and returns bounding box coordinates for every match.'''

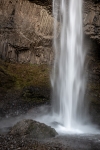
[9,119,58,139]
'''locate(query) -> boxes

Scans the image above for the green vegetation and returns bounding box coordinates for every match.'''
[0,59,50,92]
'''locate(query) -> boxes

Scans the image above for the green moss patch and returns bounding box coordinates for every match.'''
[0,59,50,92]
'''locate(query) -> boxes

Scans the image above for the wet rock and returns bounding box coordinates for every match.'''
[0,85,50,119]
[84,36,100,126]
[22,86,50,103]
[9,119,58,139]
[1,132,100,150]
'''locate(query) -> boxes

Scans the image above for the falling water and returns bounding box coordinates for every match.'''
[32,0,99,134]
[51,0,89,133]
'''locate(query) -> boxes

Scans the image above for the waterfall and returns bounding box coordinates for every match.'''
[34,0,99,134]
[51,0,88,132]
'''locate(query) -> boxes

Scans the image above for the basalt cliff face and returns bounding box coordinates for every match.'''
[0,0,99,64]
[0,0,53,64]
[83,0,100,43]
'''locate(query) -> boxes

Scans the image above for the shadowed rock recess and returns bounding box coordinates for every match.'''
[0,0,99,64]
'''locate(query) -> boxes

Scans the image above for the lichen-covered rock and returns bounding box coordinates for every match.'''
[9,119,58,139]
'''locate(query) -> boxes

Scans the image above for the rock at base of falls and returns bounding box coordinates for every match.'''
[9,119,58,139]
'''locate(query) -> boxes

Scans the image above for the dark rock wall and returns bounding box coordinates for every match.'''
[83,0,100,44]
[82,1,100,125]
[0,0,99,64]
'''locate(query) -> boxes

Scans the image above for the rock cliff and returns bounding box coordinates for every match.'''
[0,0,99,64]
[84,0,100,43]
[0,0,53,64]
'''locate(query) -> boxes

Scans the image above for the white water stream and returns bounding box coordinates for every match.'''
[26,0,99,134]
[35,0,99,134]
[51,0,87,133]
[32,0,99,134]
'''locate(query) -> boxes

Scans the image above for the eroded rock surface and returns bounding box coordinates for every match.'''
[0,0,99,64]
[0,0,53,64]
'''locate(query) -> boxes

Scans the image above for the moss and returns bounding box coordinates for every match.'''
[0,59,50,92]
[0,64,16,91]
